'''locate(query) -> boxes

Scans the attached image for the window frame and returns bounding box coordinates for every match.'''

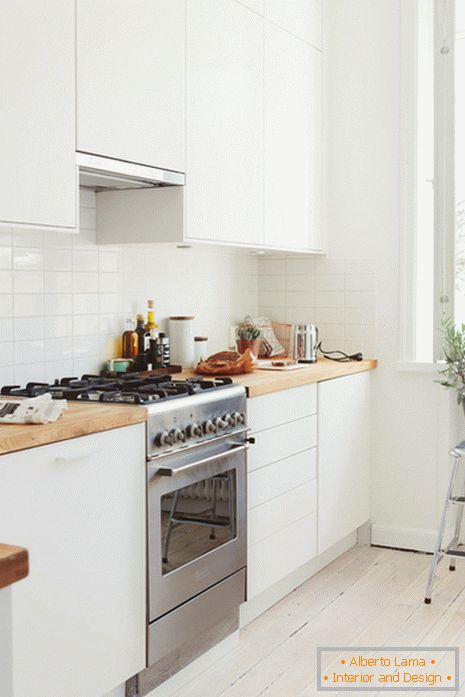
[398,0,455,369]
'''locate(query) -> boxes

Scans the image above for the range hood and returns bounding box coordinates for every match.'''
[77,152,185,191]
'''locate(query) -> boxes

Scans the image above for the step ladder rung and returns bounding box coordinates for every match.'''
[442,548,465,558]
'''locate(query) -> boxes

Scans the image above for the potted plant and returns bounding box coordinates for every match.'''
[236,322,262,358]
[438,318,465,414]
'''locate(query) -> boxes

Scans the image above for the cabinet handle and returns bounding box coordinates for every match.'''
[54,450,101,465]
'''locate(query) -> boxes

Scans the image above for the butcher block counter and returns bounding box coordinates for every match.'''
[181,357,377,398]
[0,402,147,455]
[0,543,28,589]
[0,359,376,454]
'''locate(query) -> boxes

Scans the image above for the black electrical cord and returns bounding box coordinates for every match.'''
[316,341,363,363]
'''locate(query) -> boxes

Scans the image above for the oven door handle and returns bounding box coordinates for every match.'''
[151,443,248,477]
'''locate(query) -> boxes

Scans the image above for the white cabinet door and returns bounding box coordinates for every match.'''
[238,0,264,13]
[263,23,322,250]
[248,513,317,598]
[185,0,263,245]
[0,425,146,697]
[248,416,317,472]
[265,1,322,48]
[248,384,317,432]
[77,0,185,173]
[0,1,76,230]
[0,588,13,697]
[318,372,371,554]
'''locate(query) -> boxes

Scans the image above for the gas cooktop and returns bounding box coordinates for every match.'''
[0,374,235,405]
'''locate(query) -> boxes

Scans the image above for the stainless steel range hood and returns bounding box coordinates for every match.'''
[77,152,185,191]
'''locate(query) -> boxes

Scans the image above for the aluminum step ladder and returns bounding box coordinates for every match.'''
[425,440,465,603]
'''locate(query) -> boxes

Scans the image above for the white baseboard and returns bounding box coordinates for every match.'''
[240,531,358,627]
[371,524,436,553]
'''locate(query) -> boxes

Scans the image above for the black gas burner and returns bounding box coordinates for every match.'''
[0,373,234,405]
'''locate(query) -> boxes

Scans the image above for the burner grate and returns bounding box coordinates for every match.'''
[0,373,236,404]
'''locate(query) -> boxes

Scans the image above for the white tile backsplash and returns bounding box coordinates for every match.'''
[0,190,258,382]
[0,248,12,269]
[257,255,378,357]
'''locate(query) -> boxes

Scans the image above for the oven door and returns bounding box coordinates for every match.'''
[147,438,247,621]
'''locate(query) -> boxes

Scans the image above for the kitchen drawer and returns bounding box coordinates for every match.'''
[248,448,317,509]
[247,512,317,598]
[248,384,317,433]
[248,480,317,546]
[248,415,317,473]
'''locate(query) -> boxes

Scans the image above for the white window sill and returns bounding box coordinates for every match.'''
[396,361,442,373]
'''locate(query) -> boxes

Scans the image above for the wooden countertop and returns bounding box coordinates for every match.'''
[0,359,376,455]
[0,544,29,590]
[183,357,377,397]
[0,402,147,456]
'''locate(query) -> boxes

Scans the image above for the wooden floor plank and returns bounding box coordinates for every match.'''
[165,546,465,697]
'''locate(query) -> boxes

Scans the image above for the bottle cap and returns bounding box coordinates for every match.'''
[136,313,144,321]
[147,299,154,308]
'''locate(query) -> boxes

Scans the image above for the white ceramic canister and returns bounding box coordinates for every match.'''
[169,316,195,368]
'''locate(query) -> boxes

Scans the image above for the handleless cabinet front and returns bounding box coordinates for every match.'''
[77,0,185,173]
[0,425,146,697]
[185,0,264,245]
[263,22,323,251]
[0,0,76,230]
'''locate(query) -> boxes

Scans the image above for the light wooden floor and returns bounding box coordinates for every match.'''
[168,545,465,697]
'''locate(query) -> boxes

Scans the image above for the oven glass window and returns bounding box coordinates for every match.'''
[161,469,237,575]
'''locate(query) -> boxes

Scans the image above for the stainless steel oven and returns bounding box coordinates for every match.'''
[148,435,247,622]
[148,434,247,623]
[127,382,248,697]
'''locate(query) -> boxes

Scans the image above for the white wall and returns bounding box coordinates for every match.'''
[258,0,459,552]
[0,190,257,384]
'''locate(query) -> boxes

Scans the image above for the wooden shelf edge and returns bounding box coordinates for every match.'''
[0,544,29,590]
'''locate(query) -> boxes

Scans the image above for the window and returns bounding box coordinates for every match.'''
[455,2,465,323]
[402,0,458,364]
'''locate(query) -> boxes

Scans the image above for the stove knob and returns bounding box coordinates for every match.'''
[214,416,227,430]
[187,422,202,439]
[224,413,235,427]
[203,419,217,435]
[231,411,245,426]
[155,431,173,448]
[170,428,186,443]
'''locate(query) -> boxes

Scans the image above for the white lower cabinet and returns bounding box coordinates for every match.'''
[246,386,318,601]
[0,424,146,697]
[248,513,317,598]
[0,587,13,697]
[245,373,372,606]
[318,372,372,554]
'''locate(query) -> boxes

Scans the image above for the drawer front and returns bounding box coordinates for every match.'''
[247,512,317,598]
[248,448,317,509]
[248,480,317,546]
[248,384,317,433]
[248,415,317,473]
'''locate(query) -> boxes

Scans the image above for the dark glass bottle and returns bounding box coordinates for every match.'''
[122,318,138,358]
[146,336,162,370]
[135,314,149,355]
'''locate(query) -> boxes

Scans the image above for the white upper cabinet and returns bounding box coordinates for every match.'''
[263,22,322,251]
[77,0,185,173]
[237,0,265,13]
[0,0,76,230]
[185,0,264,246]
[265,0,322,49]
